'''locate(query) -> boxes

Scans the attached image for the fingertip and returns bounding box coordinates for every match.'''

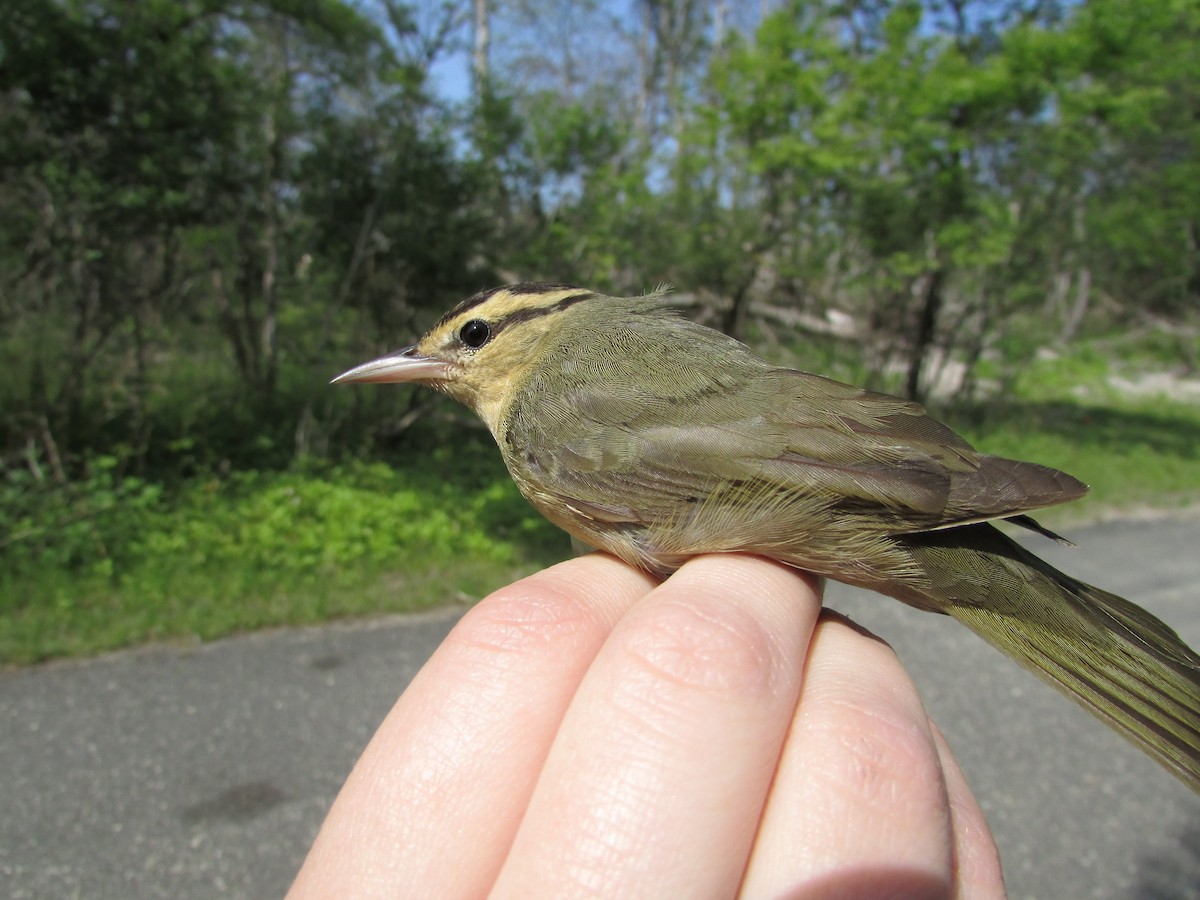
[292,554,656,899]
[491,553,824,898]
[742,615,956,897]
[929,725,1005,899]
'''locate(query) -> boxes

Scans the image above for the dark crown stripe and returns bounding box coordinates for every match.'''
[436,285,504,326]
[494,291,593,333]
[437,282,582,326]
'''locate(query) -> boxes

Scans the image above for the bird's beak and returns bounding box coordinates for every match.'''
[331,346,451,385]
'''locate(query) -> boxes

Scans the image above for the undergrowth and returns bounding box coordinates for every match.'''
[0,447,565,664]
[2,347,1197,665]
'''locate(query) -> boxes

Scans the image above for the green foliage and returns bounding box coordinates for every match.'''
[0,0,495,474]
[955,354,1200,521]
[4,0,1197,469]
[0,455,566,664]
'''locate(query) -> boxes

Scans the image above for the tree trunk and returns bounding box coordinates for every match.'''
[473,0,489,94]
[261,104,281,394]
[1059,266,1091,344]
[637,1,654,140]
[905,267,945,402]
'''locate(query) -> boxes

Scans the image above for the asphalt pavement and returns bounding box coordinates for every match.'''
[2,515,1199,899]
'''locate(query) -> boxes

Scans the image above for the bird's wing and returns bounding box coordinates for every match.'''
[513,365,1084,536]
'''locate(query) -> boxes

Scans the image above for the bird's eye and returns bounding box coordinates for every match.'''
[458,319,491,349]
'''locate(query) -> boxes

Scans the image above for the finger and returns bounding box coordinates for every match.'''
[491,555,823,900]
[741,614,955,899]
[288,553,655,899]
[930,725,1005,899]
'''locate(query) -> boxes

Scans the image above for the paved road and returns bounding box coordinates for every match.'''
[2,516,1199,899]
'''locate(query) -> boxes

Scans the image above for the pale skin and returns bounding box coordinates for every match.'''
[288,553,1004,899]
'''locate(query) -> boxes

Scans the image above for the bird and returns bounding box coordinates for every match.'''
[334,282,1200,791]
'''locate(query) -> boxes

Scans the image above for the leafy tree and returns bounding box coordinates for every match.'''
[1066,0,1199,356]
[0,0,498,473]
[0,0,249,467]
[2,0,1196,480]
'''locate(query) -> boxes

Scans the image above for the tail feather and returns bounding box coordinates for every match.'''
[904,525,1200,791]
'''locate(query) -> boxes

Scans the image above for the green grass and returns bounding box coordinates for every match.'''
[0,556,557,664]
[950,352,1200,523]
[957,397,1200,523]
[0,447,568,665]
[2,347,1198,666]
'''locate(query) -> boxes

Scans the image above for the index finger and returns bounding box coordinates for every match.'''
[289,553,654,899]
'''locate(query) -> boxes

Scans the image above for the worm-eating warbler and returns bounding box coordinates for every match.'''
[334,283,1200,791]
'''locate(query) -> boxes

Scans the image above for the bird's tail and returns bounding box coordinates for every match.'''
[903,524,1200,791]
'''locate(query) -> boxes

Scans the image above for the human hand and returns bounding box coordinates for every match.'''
[289,553,1003,898]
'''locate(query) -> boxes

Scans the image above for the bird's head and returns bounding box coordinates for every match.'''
[332,283,597,432]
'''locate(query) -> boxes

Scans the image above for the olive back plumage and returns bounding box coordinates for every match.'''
[500,295,1087,551]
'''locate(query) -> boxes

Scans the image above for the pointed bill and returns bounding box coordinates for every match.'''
[331,347,451,384]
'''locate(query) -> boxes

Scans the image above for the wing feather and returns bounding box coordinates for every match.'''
[503,308,1085,549]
